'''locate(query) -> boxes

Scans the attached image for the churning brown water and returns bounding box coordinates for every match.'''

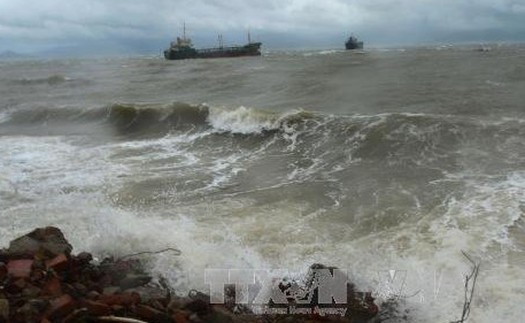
[1,44,524,321]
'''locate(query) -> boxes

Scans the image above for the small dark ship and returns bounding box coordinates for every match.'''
[345,34,364,50]
[164,26,261,60]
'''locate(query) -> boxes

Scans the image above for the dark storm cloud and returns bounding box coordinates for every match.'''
[1,0,524,53]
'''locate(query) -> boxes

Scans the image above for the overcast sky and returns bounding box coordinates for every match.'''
[1,0,524,54]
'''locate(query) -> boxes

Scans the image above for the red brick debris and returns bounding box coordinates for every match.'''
[0,227,380,323]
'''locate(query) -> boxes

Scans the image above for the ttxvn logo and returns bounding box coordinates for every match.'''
[204,264,378,319]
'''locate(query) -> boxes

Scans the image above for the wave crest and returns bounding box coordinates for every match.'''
[207,106,313,134]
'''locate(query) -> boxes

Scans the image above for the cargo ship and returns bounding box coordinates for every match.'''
[164,27,262,60]
[345,34,364,50]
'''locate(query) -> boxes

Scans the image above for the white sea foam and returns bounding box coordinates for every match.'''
[1,132,523,322]
[206,106,280,134]
[0,111,10,124]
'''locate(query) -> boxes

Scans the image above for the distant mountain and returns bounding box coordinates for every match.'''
[0,50,30,59]
[32,39,167,58]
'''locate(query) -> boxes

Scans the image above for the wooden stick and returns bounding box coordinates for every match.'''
[97,316,148,323]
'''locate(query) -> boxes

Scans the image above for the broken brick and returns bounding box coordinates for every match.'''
[81,299,111,316]
[7,259,33,278]
[172,310,190,323]
[134,304,166,321]
[99,292,140,306]
[6,278,27,294]
[42,277,62,297]
[45,294,76,320]
[45,253,69,272]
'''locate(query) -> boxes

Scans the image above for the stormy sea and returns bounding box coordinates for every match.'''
[1,44,524,322]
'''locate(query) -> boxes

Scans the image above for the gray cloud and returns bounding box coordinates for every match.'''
[1,0,524,54]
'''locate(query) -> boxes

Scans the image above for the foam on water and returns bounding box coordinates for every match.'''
[0,111,10,124]
[2,47,525,322]
[207,106,281,134]
[0,135,271,293]
[1,128,524,322]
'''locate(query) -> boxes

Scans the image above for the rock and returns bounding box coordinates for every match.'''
[172,309,190,323]
[203,306,236,323]
[188,312,204,323]
[42,277,62,297]
[0,228,383,323]
[118,273,152,290]
[86,290,101,300]
[6,278,27,294]
[0,263,7,282]
[45,294,76,320]
[110,304,126,315]
[168,296,189,311]
[27,298,48,312]
[62,283,84,299]
[0,250,8,263]
[62,308,89,323]
[100,258,142,282]
[6,259,33,278]
[134,304,172,322]
[0,298,8,321]
[99,292,141,306]
[81,299,111,316]
[183,298,211,315]
[347,292,379,321]
[150,298,168,311]
[29,268,46,283]
[72,282,88,296]
[124,285,168,303]
[21,283,41,298]
[14,300,43,322]
[7,227,72,258]
[102,286,120,295]
[76,252,93,264]
[45,253,69,272]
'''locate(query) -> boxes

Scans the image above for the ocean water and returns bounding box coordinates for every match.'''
[1,44,524,322]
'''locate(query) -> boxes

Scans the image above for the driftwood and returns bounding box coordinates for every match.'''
[97,316,148,323]
[450,251,480,323]
[118,247,182,261]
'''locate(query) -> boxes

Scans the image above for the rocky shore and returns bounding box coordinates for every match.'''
[0,227,382,323]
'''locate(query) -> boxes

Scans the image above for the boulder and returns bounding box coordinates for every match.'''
[118,273,152,290]
[7,227,72,259]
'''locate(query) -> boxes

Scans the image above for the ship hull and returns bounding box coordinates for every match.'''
[164,43,262,60]
[345,41,364,50]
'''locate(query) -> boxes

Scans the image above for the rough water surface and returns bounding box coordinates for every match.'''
[1,44,524,322]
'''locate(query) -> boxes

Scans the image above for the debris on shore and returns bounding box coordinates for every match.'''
[0,227,380,322]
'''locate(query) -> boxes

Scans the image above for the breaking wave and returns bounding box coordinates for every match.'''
[0,102,317,137]
[3,103,524,166]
